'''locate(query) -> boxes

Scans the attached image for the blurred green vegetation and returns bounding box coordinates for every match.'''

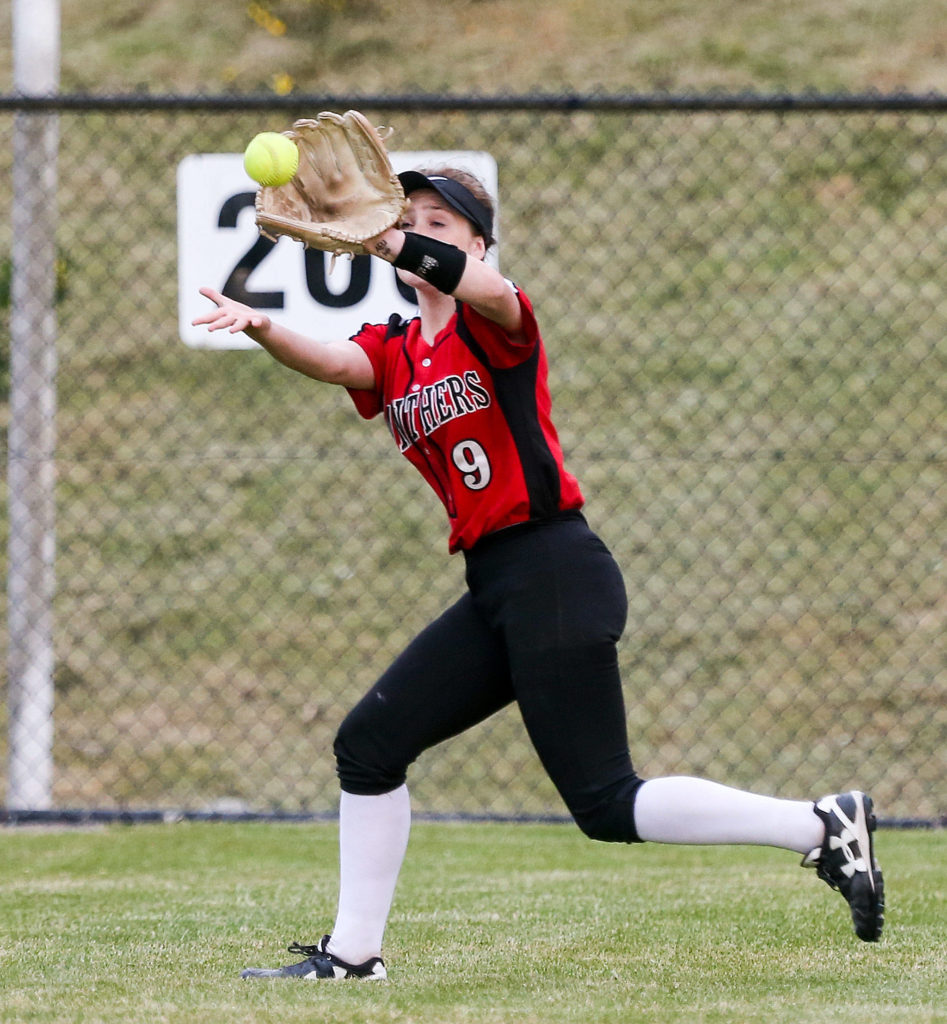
[2,0,947,95]
[0,102,944,819]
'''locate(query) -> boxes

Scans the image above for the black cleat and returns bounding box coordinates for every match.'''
[801,791,884,942]
[240,935,387,980]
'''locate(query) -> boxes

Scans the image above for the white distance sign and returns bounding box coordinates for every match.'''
[177,150,498,349]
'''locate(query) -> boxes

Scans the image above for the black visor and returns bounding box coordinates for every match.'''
[398,171,494,241]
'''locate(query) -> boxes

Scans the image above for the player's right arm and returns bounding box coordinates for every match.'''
[192,286,375,389]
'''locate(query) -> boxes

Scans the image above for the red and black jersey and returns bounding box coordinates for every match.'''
[347,286,584,552]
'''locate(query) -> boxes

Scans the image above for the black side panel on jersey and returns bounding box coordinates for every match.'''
[455,306,562,518]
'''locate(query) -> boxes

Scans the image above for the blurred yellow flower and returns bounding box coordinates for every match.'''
[247,2,287,37]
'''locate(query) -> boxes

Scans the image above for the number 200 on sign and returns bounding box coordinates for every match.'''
[176,151,498,350]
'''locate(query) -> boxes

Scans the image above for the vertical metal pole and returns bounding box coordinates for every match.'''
[7,0,60,809]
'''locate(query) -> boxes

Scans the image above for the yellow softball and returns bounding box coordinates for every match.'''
[243,132,299,187]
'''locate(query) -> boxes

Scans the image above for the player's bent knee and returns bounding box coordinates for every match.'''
[572,807,642,844]
[569,780,646,844]
[333,715,409,796]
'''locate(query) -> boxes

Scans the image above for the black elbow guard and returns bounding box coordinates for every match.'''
[393,232,467,294]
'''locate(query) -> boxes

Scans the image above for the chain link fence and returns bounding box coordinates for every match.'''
[2,95,945,823]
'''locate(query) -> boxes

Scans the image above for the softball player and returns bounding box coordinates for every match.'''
[194,168,884,980]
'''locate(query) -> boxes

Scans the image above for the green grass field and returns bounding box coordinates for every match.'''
[1,822,944,1024]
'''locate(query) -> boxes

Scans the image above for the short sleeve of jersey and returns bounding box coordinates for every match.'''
[459,283,540,369]
[346,321,389,419]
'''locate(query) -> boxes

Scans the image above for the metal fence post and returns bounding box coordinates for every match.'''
[6,0,60,809]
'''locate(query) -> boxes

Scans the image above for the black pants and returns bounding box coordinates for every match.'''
[334,511,644,843]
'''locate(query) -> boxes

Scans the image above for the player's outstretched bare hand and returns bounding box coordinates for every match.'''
[193,287,272,336]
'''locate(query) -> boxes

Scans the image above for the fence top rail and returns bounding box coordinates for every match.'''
[2,90,947,114]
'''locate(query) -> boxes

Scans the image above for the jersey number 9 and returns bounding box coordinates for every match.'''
[452,440,491,490]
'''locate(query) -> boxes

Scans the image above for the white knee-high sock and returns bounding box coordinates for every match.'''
[327,784,411,964]
[633,776,824,853]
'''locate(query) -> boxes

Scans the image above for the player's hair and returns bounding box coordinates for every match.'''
[417,166,497,249]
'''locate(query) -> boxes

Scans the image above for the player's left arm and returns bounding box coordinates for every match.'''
[452,257,524,336]
[366,229,524,338]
